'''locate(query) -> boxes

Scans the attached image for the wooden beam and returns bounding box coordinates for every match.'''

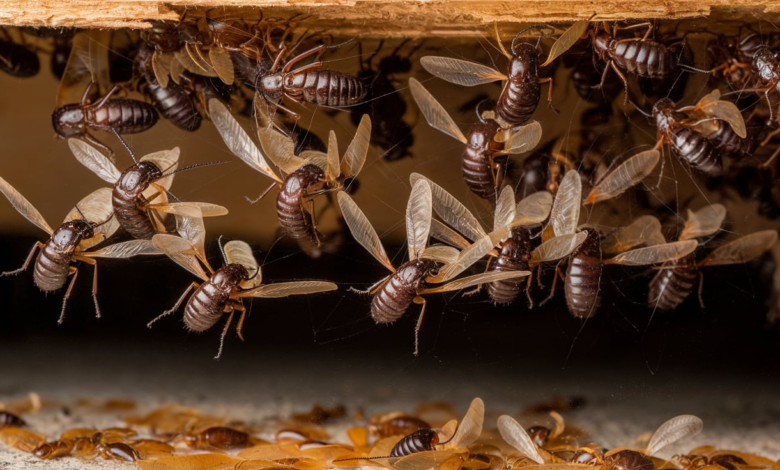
[0,1,777,37]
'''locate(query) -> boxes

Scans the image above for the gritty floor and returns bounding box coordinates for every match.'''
[0,335,779,470]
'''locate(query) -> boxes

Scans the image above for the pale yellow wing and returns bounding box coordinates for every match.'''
[493,186,517,233]
[602,215,664,254]
[409,78,468,144]
[65,187,119,250]
[530,232,588,266]
[152,234,210,281]
[680,204,726,241]
[151,202,229,218]
[86,240,164,258]
[541,19,591,67]
[410,173,487,242]
[421,245,461,265]
[645,415,703,457]
[0,176,53,235]
[209,47,235,85]
[209,98,283,184]
[699,230,778,267]
[407,179,433,261]
[256,124,306,175]
[497,415,545,464]
[237,281,338,298]
[141,148,181,192]
[68,139,121,183]
[513,191,553,227]
[604,240,698,266]
[342,114,372,178]
[547,170,582,237]
[420,56,507,86]
[57,31,110,107]
[337,192,395,273]
[419,270,530,295]
[430,219,472,250]
[585,150,660,204]
[495,122,543,155]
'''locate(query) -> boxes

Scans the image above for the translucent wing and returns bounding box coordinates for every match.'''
[421,245,461,265]
[342,114,371,178]
[497,415,545,464]
[602,216,664,254]
[699,100,747,139]
[541,19,591,67]
[448,397,485,449]
[604,240,698,266]
[209,47,234,85]
[152,51,173,88]
[584,150,660,204]
[65,187,119,249]
[0,176,53,235]
[223,240,263,289]
[530,232,588,266]
[493,186,516,233]
[177,44,218,77]
[699,230,778,267]
[57,31,110,107]
[431,232,503,283]
[430,219,472,250]
[152,202,229,218]
[68,139,121,183]
[238,281,338,298]
[391,450,461,470]
[151,234,210,281]
[141,148,181,192]
[513,191,553,226]
[326,130,341,182]
[418,270,531,295]
[256,124,305,175]
[420,56,507,86]
[410,173,487,242]
[209,98,282,184]
[547,170,582,237]
[407,180,433,261]
[337,192,395,273]
[86,240,163,258]
[408,78,467,144]
[646,415,703,457]
[680,204,726,241]
[495,122,543,155]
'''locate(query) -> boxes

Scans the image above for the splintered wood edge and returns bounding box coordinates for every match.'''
[0,1,776,37]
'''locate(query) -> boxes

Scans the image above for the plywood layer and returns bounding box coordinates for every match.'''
[0,1,779,37]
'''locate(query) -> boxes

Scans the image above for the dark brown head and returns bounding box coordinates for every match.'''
[283,164,326,196]
[212,264,251,291]
[52,220,94,251]
[116,161,164,198]
[141,21,182,52]
[52,104,86,137]
[526,425,550,447]
[592,31,611,59]
[751,45,777,81]
[652,98,677,132]
[508,43,539,81]
[467,121,501,152]
[606,450,655,470]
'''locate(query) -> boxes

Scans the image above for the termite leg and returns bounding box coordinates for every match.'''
[58,266,80,325]
[1,242,44,277]
[413,296,427,356]
[147,282,200,328]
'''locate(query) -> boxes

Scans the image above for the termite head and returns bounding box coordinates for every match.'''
[214,264,251,290]
[52,104,86,137]
[117,162,164,197]
[260,73,284,101]
[53,220,94,249]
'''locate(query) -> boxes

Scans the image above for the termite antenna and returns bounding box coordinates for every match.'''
[217,235,228,266]
[161,160,230,178]
[512,24,556,54]
[475,98,493,124]
[629,99,653,118]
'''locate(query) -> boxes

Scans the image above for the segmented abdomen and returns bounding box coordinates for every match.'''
[389,429,438,458]
[112,188,156,239]
[670,127,722,176]
[87,100,159,134]
[497,80,540,126]
[284,70,366,107]
[276,164,323,243]
[488,230,533,305]
[648,253,698,312]
[371,272,418,324]
[33,241,71,291]
[610,39,676,77]
[145,81,201,132]
[183,281,230,332]
[565,230,602,318]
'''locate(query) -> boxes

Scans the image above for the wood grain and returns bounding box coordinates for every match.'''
[0,1,776,37]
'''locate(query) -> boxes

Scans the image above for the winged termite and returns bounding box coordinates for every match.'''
[645,415,704,457]
[210,98,371,249]
[649,204,777,312]
[529,171,697,317]
[420,21,588,127]
[497,415,546,465]
[412,173,550,305]
[650,91,746,177]
[409,77,542,204]
[68,139,227,239]
[0,179,162,323]
[338,182,529,354]
[148,231,337,358]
